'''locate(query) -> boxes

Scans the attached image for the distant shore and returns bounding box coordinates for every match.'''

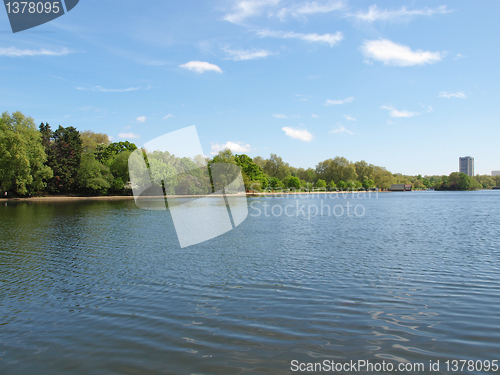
[1,190,387,202]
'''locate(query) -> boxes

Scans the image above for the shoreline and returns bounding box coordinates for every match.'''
[2,190,383,202]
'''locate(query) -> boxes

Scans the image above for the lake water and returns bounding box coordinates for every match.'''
[1,191,500,374]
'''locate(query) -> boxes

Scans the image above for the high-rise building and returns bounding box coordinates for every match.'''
[492,171,500,177]
[459,156,474,176]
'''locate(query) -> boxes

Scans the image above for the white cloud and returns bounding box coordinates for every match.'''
[257,30,343,47]
[76,86,140,92]
[361,39,443,66]
[324,97,354,106]
[277,0,344,20]
[223,48,272,61]
[136,116,146,123]
[282,126,314,142]
[163,114,175,119]
[119,132,140,139]
[344,114,356,121]
[273,113,288,119]
[351,5,450,22]
[210,141,252,155]
[439,91,467,99]
[296,94,312,102]
[453,53,466,60]
[311,113,319,118]
[381,105,420,118]
[224,0,280,24]
[330,125,354,135]
[0,47,72,57]
[179,61,223,73]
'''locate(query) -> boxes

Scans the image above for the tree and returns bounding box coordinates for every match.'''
[362,179,375,190]
[298,167,316,183]
[101,141,137,162]
[315,179,326,190]
[264,154,291,180]
[355,160,375,183]
[372,166,394,190]
[235,154,268,190]
[77,153,113,195]
[267,177,284,190]
[80,130,110,154]
[475,175,495,189]
[253,156,266,169]
[316,157,357,184]
[337,180,347,190]
[286,176,301,190]
[0,112,52,195]
[48,125,83,193]
[328,180,337,191]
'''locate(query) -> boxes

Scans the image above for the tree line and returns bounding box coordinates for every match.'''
[1,111,498,197]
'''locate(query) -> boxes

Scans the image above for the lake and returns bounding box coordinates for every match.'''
[1,191,499,374]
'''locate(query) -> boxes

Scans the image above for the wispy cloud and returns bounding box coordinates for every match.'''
[78,106,106,113]
[381,105,420,118]
[210,141,252,155]
[330,124,354,135]
[344,114,356,121]
[0,47,72,57]
[119,132,140,139]
[311,113,319,118]
[351,5,450,22]
[257,30,344,47]
[224,0,280,24]
[420,104,434,113]
[324,97,354,106]
[439,91,467,99]
[136,116,146,123]
[453,53,466,60]
[163,114,175,119]
[361,39,443,66]
[296,94,312,102]
[273,113,289,119]
[277,0,344,20]
[76,86,140,92]
[282,126,314,142]
[179,61,223,73]
[223,47,272,61]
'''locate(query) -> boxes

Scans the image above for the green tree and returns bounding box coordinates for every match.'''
[315,179,326,190]
[362,179,375,190]
[81,130,111,154]
[316,157,357,184]
[328,180,337,191]
[372,167,394,190]
[337,180,347,190]
[235,154,268,190]
[264,153,291,180]
[267,177,284,190]
[77,153,113,195]
[45,125,83,193]
[286,176,301,190]
[101,141,137,162]
[475,175,495,189]
[0,112,52,195]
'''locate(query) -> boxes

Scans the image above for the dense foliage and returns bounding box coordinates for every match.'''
[1,111,498,197]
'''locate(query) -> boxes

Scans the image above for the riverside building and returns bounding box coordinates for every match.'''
[459,156,474,176]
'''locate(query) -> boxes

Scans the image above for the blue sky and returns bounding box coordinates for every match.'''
[1,0,499,175]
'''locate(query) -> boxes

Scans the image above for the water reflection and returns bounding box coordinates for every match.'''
[0,192,500,374]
